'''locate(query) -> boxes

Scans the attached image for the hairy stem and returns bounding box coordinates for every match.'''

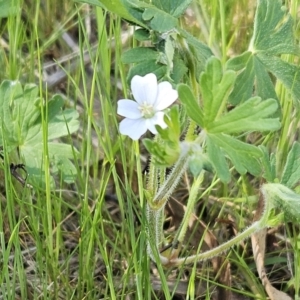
[161,184,278,267]
[151,142,190,209]
[169,221,262,266]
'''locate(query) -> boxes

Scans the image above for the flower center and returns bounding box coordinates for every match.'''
[138,102,155,119]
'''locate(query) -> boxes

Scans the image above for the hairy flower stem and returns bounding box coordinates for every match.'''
[146,204,169,264]
[146,143,191,261]
[150,143,190,209]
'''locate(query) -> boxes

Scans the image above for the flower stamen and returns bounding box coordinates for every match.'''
[139,102,155,118]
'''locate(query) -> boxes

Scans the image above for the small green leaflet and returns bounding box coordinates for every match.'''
[259,145,277,183]
[177,83,204,127]
[0,80,79,186]
[200,57,236,125]
[226,0,300,105]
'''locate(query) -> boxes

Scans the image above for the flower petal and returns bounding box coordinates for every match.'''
[131,73,158,106]
[154,81,178,110]
[146,111,167,134]
[117,100,141,119]
[119,118,147,140]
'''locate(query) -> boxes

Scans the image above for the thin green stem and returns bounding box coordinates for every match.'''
[218,0,226,64]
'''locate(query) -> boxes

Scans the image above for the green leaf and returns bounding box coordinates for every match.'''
[226,52,280,106]
[226,53,255,105]
[142,7,177,32]
[127,59,167,83]
[0,80,79,186]
[227,0,300,104]
[259,145,276,182]
[206,135,230,183]
[207,133,262,181]
[122,47,159,64]
[151,0,192,17]
[171,55,188,84]
[17,85,41,130]
[200,57,236,125]
[74,0,146,28]
[0,0,18,18]
[49,143,78,183]
[124,0,178,32]
[0,81,27,146]
[208,97,280,134]
[263,183,300,223]
[178,29,213,77]
[253,56,279,103]
[226,51,252,71]
[251,0,299,55]
[133,28,150,41]
[177,84,204,127]
[281,142,300,189]
[188,155,203,177]
[258,54,300,101]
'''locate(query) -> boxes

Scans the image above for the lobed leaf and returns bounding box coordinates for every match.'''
[258,54,300,101]
[200,57,236,125]
[208,97,280,134]
[207,133,262,181]
[227,0,300,105]
[251,0,299,55]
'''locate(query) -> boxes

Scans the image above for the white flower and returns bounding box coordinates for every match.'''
[117,73,178,140]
